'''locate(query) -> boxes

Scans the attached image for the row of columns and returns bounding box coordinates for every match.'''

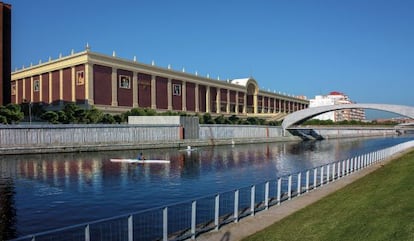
[16,66,83,104]
[15,64,307,115]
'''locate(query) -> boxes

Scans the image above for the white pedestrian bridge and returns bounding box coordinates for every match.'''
[282,103,414,131]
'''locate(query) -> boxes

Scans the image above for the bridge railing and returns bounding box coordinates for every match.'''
[11,140,414,241]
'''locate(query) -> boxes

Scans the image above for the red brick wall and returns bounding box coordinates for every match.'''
[24,77,31,102]
[42,73,49,103]
[11,81,15,103]
[156,76,167,109]
[210,87,217,112]
[117,69,133,107]
[230,90,236,103]
[93,65,112,105]
[17,79,23,103]
[51,71,60,104]
[62,68,72,102]
[172,79,182,111]
[186,82,195,111]
[75,65,85,102]
[33,75,40,103]
[199,85,206,112]
[138,73,151,108]
[220,88,227,102]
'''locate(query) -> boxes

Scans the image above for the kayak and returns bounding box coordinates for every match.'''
[110,159,170,164]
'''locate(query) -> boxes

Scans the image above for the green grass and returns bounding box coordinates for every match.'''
[243,150,414,241]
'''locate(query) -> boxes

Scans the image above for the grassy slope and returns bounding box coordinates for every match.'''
[244,151,414,241]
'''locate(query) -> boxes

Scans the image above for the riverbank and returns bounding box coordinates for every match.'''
[0,136,301,155]
[197,147,414,241]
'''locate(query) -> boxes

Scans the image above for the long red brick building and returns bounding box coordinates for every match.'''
[11,47,308,117]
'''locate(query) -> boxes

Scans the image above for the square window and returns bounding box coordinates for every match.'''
[173,84,181,96]
[119,75,131,89]
[34,80,40,92]
[11,85,16,95]
[76,71,85,85]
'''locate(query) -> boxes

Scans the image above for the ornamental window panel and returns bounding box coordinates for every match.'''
[173,84,181,96]
[119,75,131,89]
[76,71,85,85]
[33,80,40,92]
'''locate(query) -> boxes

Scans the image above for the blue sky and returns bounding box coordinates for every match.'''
[8,0,414,112]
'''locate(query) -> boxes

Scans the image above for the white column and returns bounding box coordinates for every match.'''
[182,81,187,111]
[206,86,210,113]
[85,64,94,105]
[151,75,156,109]
[48,72,52,104]
[235,91,239,113]
[216,88,220,114]
[111,68,118,106]
[71,67,76,102]
[133,72,138,107]
[243,92,247,114]
[30,76,34,102]
[59,69,63,101]
[195,83,199,112]
[253,94,258,114]
[39,74,43,102]
[267,97,271,113]
[167,78,172,110]
[226,89,230,113]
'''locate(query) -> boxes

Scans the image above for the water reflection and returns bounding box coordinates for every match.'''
[0,135,413,237]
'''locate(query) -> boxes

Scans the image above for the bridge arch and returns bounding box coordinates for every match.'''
[282,103,414,130]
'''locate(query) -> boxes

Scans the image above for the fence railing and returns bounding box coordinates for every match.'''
[10,140,414,241]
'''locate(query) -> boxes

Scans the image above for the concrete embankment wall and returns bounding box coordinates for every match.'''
[0,124,295,154]
[0,124,398,154]
[199,124,283,139]
[312,127,397,139]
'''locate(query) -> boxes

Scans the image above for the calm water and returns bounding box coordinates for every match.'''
[1,135,413,238]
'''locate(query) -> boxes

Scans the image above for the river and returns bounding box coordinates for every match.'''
[1,135,413,239]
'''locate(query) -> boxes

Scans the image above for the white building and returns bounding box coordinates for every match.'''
[309,91,365,122]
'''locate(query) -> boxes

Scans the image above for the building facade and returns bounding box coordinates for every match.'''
[0,2,11,106]
[11,48,309,116]
[309,91,365,122]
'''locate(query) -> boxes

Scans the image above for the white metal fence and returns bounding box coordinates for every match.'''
[10,140,414,241]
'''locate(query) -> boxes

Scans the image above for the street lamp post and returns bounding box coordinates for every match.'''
[29,101,32,124]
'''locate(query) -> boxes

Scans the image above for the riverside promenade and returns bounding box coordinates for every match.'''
[196,150,405,241]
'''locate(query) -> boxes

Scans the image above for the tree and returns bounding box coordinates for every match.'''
[100,113,116,124]
[0,104,24,124]
[41,111,59,124]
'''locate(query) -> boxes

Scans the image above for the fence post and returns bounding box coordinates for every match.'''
[346,159,350,175]
[191,200,196,240]
[350,158,354,173]
[326,164,330,183]
[337,161,341,178]
[251,185,255,216]
[313,168,318,189]
[277,178,281,205]
[163,207,168,241]
[128,215,133,241]
[288,175,292,200]
[306,170,310,192]
[85,224,90,241]
[320,166,324,186]
[215,194,220,231]
[234,189,239,223]
[342,160,346,177]
[332,163,336,181]
[265,181,269,209]
[297,172,302,196]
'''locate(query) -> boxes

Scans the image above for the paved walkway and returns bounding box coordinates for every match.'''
[196,153,399,241]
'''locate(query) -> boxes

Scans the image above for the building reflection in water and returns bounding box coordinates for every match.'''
[0,136,405,238]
